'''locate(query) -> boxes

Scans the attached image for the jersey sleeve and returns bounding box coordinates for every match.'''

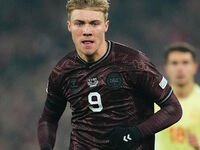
[128,51,182,137]
[45,68,67,113]
[130,51,172,106]
[38,68,67,150]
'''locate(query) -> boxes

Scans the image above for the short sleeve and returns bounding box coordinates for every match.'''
[129,51,172,106]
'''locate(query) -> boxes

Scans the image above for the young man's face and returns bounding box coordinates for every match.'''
[165,51,198,86]
[67,8,109,58]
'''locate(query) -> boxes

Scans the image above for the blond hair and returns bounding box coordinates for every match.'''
[66,0,109,21]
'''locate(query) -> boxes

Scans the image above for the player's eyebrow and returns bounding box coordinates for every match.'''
[89,20,101,24]
[73,20,85,24]
[73,20,101,24]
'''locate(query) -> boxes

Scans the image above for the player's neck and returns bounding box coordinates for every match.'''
[172,80,195,99]
[79,41,108,63]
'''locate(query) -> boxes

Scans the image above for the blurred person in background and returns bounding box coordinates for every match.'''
[37,0,182,150]
[156,42,200,150]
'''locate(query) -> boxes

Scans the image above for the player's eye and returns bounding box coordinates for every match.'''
[183,61,189,65]
[91,22,97,26]
[90,21,99,26]
[171,61,178,65]
[74,21,84,26]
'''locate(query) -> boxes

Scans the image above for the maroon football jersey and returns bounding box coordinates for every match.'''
[46,41,172,150]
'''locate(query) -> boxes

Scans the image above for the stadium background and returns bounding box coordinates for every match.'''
[0,0,199,149]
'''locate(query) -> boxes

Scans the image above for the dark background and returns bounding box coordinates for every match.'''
[0,0,199,149]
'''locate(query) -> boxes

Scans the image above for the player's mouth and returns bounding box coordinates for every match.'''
[176,74,185,80]
[82,40,94,47]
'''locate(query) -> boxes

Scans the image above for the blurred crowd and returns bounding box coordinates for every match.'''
[0,0,199,149]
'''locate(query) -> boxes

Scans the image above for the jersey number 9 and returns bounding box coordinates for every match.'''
[88,92,103,112]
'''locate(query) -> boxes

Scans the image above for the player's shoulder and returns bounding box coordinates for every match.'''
[49,50,77,80]
[112,41,140,57]
[111,41,151,69]
[112,41,149,62]
[53,50,77,71]
[194,84,200,96]
[188,84,200,108]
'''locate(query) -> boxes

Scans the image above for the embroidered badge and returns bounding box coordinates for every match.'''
[87,78,99,88]
[69,78,79,94]
[159,77,168,89]
[106,72,122,89]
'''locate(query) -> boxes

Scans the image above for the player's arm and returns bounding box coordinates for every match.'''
[133,53,182,136]
[106,79,182,150]
[37,69,67,150]
[38,94,67,150]
[137,91,182,136]
[106,51,182,150]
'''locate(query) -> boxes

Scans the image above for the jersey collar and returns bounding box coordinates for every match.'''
[77,40,111,69]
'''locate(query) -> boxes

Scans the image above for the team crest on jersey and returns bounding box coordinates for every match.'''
[87,78,98,88]
[106,72,122,89]
[69,78,79,94]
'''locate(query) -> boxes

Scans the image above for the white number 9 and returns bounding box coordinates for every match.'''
[88,92,103,112]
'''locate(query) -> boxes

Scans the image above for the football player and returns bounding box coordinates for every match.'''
[38,0,182,150]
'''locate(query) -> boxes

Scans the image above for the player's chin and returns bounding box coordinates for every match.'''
[82,48,96,56]
[176,80,187,86]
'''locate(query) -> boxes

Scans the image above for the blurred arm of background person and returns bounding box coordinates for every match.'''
[155,42,200,150]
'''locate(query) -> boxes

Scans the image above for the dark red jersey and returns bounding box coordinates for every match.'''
[46,41,172,150]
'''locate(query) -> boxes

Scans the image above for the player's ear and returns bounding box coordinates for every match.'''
[67,20,71,32]
[105,20,109,32]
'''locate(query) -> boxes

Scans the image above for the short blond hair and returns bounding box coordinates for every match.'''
[66,0,109,21]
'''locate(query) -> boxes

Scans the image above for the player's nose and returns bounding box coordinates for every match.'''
[82,25,92,37]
